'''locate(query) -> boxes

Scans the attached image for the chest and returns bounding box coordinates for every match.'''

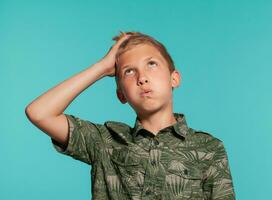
[96,138,212,199]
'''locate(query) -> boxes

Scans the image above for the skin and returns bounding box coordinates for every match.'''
[116,44,182,135]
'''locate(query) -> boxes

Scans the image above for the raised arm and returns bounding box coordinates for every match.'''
[25,33,131,149]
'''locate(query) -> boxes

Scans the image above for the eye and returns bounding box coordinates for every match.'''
[124,68,134,75]
[148,60,157,67]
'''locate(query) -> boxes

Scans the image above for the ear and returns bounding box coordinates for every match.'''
[171,70,181,88]
[116,88,127,104]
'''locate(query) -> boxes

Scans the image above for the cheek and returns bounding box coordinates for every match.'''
[154,73,172,87]
[119,79,135,98]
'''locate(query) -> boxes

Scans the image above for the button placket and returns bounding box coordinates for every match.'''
[150,138,160,149]
[145,187,152,195]
[149,138,158,165]
[154,139,159,146]
[141,138,158,197]
[151,160,156,166]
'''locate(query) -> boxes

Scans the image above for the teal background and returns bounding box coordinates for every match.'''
[1,0,271,199]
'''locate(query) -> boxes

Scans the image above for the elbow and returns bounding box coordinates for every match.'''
[25,105,39,122]
[25,106,33,121]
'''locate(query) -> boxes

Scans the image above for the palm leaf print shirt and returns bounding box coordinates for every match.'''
[51,112,235,200]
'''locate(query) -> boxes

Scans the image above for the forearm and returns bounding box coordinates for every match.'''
[25,61,107,121]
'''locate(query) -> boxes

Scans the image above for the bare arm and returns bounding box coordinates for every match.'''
[25,33,131,149]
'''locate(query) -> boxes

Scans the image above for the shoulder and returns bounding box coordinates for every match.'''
[193,129,222,141]
[188,128,225,150]
[103,120,133,144]
[104,120,132,133]
[65,114,131,132]
[65,114,109,134]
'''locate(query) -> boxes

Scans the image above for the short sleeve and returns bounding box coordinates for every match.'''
[51,114,103,165]
[203,140,236,199]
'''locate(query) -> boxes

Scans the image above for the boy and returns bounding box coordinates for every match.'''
[25,31,235,199]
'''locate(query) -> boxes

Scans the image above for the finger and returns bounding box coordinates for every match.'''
[112,35,130,48]
[118,34,130,42]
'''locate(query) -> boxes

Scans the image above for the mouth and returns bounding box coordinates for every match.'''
[140,90,152,96]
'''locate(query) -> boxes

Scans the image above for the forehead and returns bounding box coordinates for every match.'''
[118,44,166,66]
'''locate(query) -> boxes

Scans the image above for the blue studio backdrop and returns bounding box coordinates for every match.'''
[1,1,271,199]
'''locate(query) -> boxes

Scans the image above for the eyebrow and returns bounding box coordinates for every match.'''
[121,56,153,71]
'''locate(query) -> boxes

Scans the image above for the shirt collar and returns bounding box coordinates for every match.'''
[132,112,191,140]
[104,120,132,144]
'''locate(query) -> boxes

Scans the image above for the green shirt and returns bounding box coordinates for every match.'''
[51,112,235,200]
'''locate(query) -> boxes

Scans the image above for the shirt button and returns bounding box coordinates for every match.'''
[154,139,159,145]
[145,188,152,195]
[154,192,161,199]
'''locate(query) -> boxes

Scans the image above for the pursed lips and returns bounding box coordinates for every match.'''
[140,89,152,96]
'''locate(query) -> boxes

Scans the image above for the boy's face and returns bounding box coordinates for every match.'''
[116,44,181,116]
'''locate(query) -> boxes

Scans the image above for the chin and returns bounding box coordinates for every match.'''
[133,102,165,116]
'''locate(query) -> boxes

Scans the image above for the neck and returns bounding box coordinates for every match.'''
[137,107,177,136]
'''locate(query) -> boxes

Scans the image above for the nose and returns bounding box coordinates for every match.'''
[137,67,149,85]
[138,76,149,85]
